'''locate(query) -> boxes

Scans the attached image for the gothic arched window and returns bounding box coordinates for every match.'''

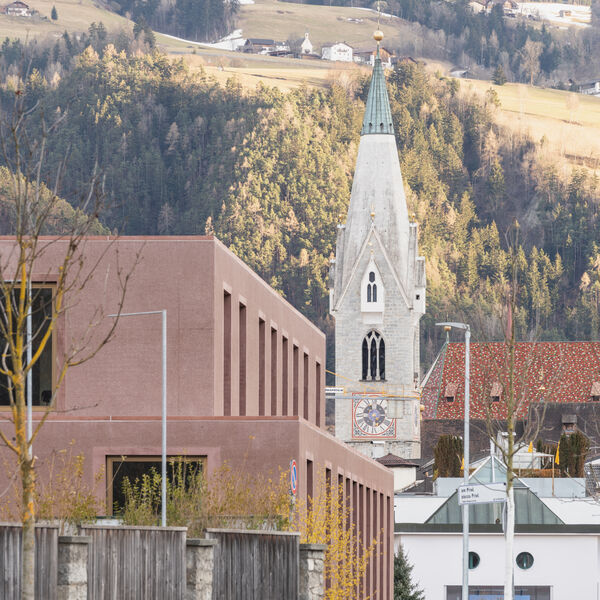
[367,271,378,303]
[362,330,385,381]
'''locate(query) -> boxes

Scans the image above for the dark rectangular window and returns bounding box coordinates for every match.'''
[303,352,309,420]
[282,337,288,415]
[259,318,265,416]
[307,459,313,508]
[223,291,231,416]
[271,328,277,416]
[1,286,54,407]
[239,303,246,416]
[293,345,299,416]
[315,362,321,427]
[107,456,205,515]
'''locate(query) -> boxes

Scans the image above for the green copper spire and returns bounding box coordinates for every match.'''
[361,35,394,136]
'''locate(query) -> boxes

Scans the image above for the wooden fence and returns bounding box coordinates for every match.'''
[81,525,187,600]
[0,523,58,600]
[207,528,300,600]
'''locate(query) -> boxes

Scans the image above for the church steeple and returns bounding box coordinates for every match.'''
[331,29,412,299]
[361,33,394,136]
[329,29,426,460]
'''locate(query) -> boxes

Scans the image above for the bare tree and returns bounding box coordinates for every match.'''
[519,40,543,86]
[0,81,135,599]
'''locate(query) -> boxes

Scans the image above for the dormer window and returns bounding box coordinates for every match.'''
[361,260,384,315]
[445,382,458,403]
[367,271,377,302]
[490,381,502,403]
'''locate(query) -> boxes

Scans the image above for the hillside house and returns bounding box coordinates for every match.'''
[577,79,600,97]
[1,1,31,16]
[242,38,276,54]
[321,41,353,62]
[354,46,394,68]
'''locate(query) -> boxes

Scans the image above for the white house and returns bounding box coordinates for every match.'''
[321,42,353,62]
[395,454,600,600]
[577,80,600,97]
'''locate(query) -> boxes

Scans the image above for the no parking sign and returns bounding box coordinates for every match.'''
[290,459,298,496]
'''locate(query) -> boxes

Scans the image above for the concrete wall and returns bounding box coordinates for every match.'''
[395,531,600,600]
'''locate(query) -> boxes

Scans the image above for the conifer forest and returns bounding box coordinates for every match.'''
[1,34,599,371]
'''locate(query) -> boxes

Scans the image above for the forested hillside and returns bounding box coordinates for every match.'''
[1,35,599,370]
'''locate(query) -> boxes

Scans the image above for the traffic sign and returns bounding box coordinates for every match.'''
[290,459,298,496]
[325,387,344,396]
[458,483,506,505]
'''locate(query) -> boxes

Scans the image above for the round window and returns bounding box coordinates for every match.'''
[516,552,534,570]
[468,551,480,569]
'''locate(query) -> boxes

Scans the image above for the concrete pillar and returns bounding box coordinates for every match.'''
[299,543,326,600]
[57,535,90,600]
[186,538,217,600]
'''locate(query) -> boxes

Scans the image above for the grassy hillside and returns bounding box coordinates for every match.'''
[0,0,130,39]
[461,79,600,172]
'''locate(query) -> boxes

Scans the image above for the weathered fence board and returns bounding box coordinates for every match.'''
[207,529,300,600]
[81,525,186,600]
[0,523,58,600]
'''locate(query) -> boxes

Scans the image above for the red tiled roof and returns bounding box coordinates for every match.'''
[422,342,600,420]
[376,453,419,468]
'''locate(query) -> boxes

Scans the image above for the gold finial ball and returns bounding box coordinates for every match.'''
[374,30,384,42]
[444,325,452,332]
[370,211,376,219]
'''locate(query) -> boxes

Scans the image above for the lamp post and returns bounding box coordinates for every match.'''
[436,321,470,600]
[110,309,168,527]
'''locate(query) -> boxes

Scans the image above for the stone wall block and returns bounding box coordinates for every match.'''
[299,543,326,600]
[57,535,90,600]
[186,538,217,600]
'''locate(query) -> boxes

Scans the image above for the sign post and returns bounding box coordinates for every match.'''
[458,483,507,505]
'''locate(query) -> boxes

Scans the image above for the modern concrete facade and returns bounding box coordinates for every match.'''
[0,235,394,599]
[330,40,425,459]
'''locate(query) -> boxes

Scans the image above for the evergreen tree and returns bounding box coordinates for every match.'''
[493,65,507,85]
[394,545,424,600]
[51,5,58,20]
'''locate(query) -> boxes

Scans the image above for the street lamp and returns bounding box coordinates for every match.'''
[436,321,470,600]
[110,309,168,527]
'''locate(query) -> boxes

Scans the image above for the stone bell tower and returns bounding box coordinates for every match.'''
[329,30,426,459]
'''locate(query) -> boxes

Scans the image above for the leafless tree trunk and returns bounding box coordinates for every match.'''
[0,77,135,600]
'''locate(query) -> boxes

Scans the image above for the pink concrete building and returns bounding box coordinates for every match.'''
[0,236,394,598]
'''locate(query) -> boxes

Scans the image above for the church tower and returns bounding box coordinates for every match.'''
[329,31,426,459]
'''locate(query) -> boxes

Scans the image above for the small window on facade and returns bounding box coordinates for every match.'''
[516,552,534,570]
[0,285,54,407]
[444,382,458,403]
[490,381,503,403]
[107,456,205,515]
[361,330,385,381]
[468,552,480,569]
[367,272,377,303]
[591,381,600,401]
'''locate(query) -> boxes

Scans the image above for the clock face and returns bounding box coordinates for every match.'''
[352,396,396,438]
